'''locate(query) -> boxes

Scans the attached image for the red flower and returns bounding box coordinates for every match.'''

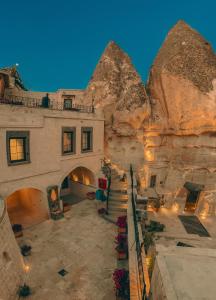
[116,215,127,228]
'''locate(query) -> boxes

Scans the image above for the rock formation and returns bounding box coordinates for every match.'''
[147,20,216,132]
[83,41,150,169]
[83,22,216,217]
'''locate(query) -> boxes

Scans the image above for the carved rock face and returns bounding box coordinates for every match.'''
[83,41,150,168]
[83,22,216,203]
[147,20,216,132]
[84,41,148,111]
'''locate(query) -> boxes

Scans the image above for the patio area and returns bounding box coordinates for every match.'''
[17,199,116,300]
[146,208,216,249]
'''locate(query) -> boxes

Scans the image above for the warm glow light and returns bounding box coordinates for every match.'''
[84,177,90,185]
[50,189,57,202]
[172,203,179,213]
[10,138,24,161]
[144,149,154,162]
[199,203,209,220]
[24,264,30,273]
[72,174,78,182]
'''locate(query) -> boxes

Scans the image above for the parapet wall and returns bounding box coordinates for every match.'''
[0,198,24,300]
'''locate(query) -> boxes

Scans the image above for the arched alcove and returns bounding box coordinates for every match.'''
[6,188,48,228]
[60,166,96,207]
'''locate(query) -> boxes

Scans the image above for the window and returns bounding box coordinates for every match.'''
[81,127,93,152]
[62,127,76,155]
[64,99,72,110]
[6,131,30,165]
[150,175,157,188]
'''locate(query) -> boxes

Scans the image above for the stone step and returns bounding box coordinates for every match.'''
[108,203,128,210]
[109,194,128,200]
[108,198,128,204]
[109,200,128,205]
[110,183,127,189]
[109,189,128,194]
[108,208,127,216]
[108,211,127,219]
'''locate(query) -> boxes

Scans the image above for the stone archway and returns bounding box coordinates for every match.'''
[6,188,48,228]
[60,166,96,207]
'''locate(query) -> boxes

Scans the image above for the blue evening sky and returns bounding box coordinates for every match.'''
[0,0,215,91]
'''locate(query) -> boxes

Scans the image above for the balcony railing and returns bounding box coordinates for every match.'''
[0,95,94,113]
[130,164,146,300]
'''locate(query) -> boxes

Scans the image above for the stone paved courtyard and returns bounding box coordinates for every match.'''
[18,199,116,300]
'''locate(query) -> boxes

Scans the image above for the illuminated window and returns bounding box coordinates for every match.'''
[81,127,93,152]
[62,127,76,155]
[6,131,30,165]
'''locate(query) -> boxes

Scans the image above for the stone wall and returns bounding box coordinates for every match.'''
[0,199,24,300]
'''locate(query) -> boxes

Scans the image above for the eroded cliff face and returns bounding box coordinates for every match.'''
[83,41,151,169]
[83,22,216,216]
[147,20,216,132]
[145,20,216,215]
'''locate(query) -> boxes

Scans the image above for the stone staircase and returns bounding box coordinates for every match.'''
[107,168,128,217]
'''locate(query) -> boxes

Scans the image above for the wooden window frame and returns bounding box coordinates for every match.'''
[81,127,93,153]
[62,127,76,155]
[6,131,30,166]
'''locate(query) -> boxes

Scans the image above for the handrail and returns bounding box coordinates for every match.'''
[130,164,146,300]
[101,159,112,214]
[0,95,94,113]
[106,175,111,214]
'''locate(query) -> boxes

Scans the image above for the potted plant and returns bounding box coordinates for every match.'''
[116,216,127,234]
[12,224,23,238]
[18,284,31,298]
[21,245,32,257]
[113,269,129,300]
[115,234,128,260]
[86,192,96,200]
[98,208,107,215]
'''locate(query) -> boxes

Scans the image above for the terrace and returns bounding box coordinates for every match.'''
[0,95,94,113]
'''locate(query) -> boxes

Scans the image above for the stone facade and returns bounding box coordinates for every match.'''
[0,105,104,201]
[0,199,24,300]
[0,76,104,299]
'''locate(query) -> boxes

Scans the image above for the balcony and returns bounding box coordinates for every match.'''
[0,95,94,113]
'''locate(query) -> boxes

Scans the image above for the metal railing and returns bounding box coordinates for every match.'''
[101,159,112,214]
[130,164,146,300]
[0,95,94,113]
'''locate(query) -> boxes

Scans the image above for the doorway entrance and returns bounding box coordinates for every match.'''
[184,182,204,213]
[60,167,96,207]
[150,175,156,188]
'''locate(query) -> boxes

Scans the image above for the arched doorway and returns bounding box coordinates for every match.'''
[6,188,48,228]
[60,167,96,207]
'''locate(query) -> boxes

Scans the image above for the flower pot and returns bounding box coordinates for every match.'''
[117,251,127,260]
[86,192,96,200]
[118,227,127,234]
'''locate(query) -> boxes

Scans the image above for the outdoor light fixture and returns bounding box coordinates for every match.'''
[50,189,57,202]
